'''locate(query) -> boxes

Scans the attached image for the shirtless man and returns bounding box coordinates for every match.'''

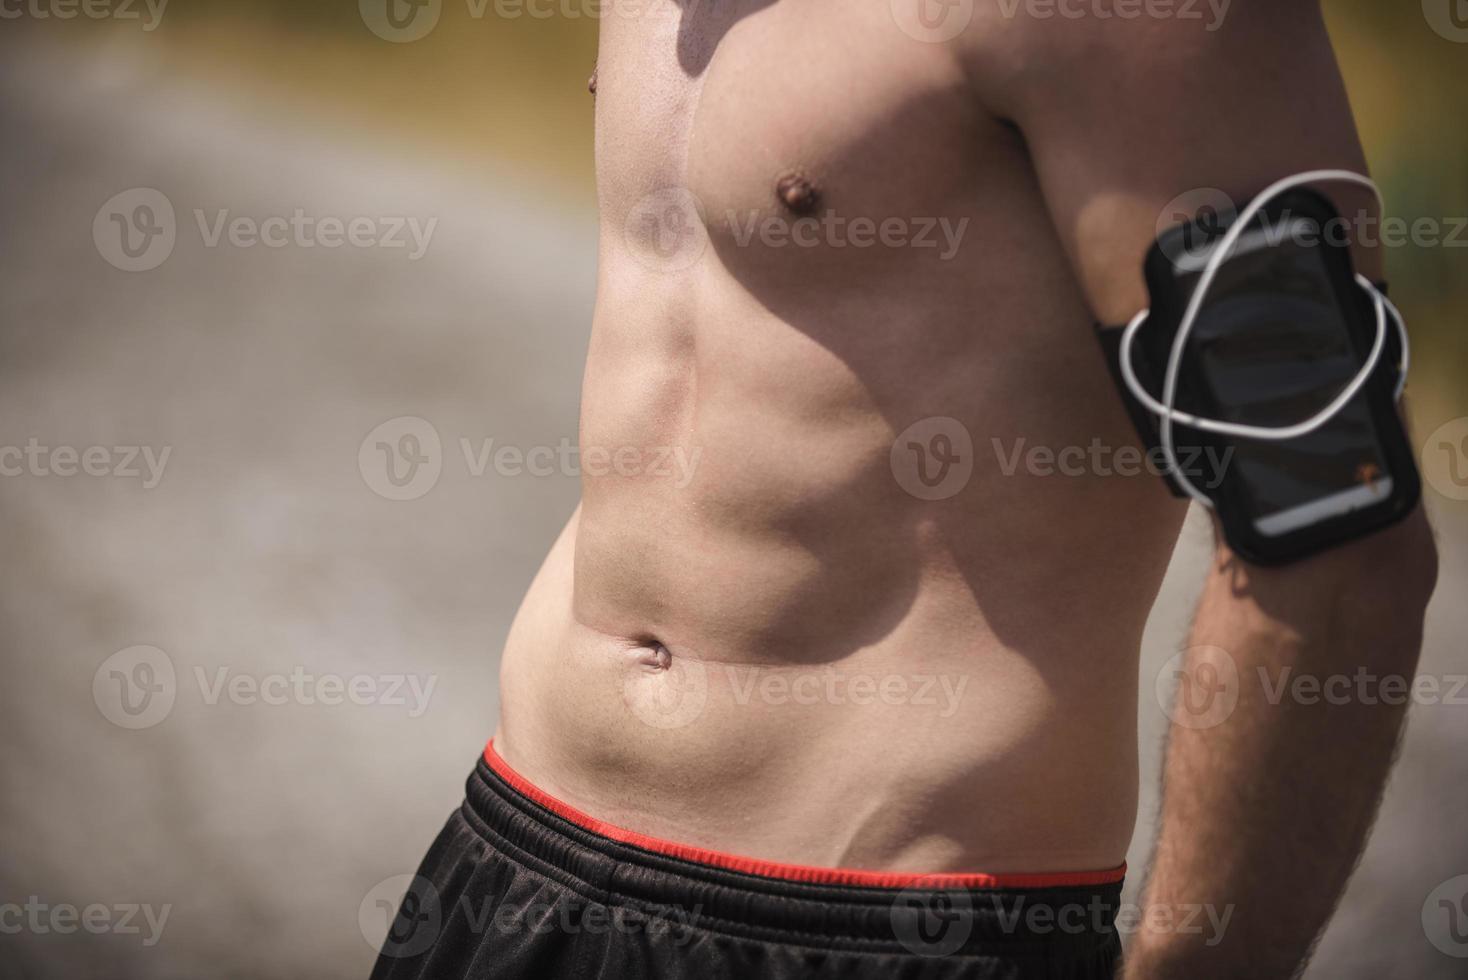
[372,2,1438,977]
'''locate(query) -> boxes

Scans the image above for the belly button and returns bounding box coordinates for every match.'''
[633,641,672,671]
[775,170,820,215]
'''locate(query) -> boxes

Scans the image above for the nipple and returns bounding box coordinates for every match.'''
[775,171,820,215]
[588,64,597,96]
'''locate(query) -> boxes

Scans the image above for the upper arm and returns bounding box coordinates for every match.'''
[955,1,1381,324]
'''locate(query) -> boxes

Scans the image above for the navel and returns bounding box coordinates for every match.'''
[632,640,673,672]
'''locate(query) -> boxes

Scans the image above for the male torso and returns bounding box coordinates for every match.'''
[493,0,1187,875]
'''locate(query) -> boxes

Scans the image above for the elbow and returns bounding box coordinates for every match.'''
[1223,504,1441,609]
[1322,506,1439,672]
[1348,505,1440,613]
[1215,507,1438,677]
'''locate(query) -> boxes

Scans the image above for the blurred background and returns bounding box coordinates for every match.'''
[0,2,1464,977]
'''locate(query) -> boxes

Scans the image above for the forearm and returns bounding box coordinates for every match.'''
[1125,511,1438,979]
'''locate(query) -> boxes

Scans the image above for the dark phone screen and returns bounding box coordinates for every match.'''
[1164,219,1392,536]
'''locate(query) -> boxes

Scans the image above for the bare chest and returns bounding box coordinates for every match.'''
[593,0,990,254]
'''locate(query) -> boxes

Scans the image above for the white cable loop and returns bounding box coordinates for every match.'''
[1119,170,1410,506]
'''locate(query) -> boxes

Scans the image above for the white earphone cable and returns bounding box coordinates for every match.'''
[1118,170,1409,506]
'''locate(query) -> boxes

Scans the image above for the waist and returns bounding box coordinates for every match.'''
[494,430,1168,867]
[465,741,1125,957]
[497,532,1143,875]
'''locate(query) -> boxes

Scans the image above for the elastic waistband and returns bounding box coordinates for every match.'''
[463,741,1125,953]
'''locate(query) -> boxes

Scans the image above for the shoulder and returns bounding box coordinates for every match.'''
[938,0,1326,120]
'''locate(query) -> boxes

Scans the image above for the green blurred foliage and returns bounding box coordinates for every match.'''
[1324,2,1468,404]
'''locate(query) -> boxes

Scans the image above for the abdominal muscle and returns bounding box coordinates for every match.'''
[491,254,1185,876]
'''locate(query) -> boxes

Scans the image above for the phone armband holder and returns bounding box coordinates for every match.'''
[1094,171,1421,565]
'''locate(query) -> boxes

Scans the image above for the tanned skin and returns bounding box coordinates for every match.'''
[492,2,1437,975]
[959,3,1438,973]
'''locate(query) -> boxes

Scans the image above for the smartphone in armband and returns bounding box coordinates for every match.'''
[1119,187,1420,565]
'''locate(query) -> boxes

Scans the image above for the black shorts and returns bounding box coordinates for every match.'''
[369,744,1125,979]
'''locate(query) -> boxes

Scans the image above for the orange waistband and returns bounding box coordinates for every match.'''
[483,740,1125,890]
